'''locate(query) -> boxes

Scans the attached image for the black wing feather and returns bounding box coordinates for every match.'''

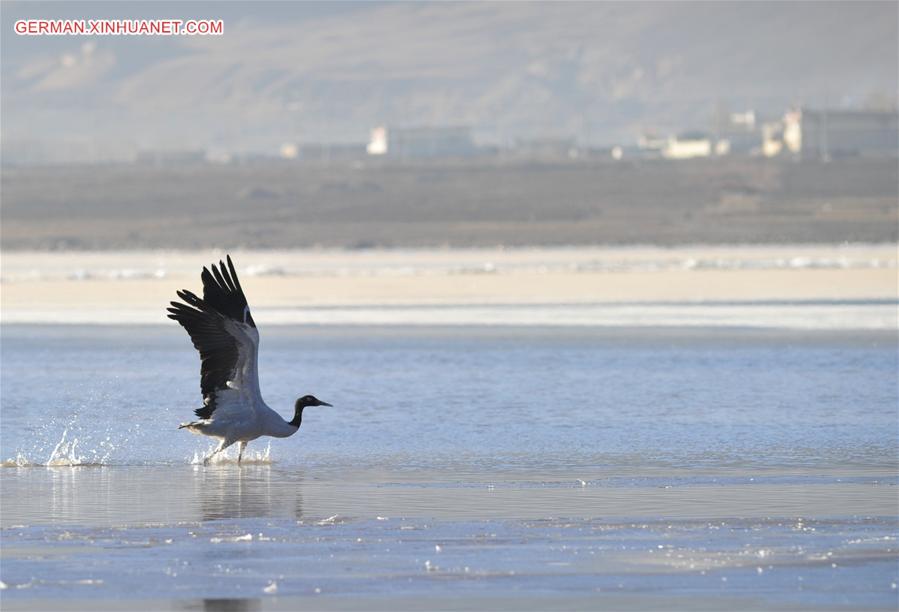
[167,255,256,419]
[200,255,256,327]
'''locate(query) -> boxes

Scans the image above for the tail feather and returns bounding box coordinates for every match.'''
[179,421,208,434]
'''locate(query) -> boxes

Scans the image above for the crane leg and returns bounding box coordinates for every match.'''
[203,439,235,466]
[237,441,247,464]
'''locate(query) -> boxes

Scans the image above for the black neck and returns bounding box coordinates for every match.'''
[288,406,304,428]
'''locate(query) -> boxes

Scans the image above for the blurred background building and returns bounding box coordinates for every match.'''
[367,126,476,159]
[781,108,899,160]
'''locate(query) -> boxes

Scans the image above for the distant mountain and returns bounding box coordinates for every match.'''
[2,1,896,162]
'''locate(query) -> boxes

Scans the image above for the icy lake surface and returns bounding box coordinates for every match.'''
[1,324,897,610]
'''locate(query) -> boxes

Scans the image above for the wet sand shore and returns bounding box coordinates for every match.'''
[1,245,895,325]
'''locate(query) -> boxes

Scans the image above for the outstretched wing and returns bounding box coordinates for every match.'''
[167,255,261,419]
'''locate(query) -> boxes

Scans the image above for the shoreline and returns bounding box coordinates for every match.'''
[2,245,896,327]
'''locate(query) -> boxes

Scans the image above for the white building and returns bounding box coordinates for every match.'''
[279,143,299,159]
[761,122,785,157]
[662,132,713,160]
[366,127,388,155]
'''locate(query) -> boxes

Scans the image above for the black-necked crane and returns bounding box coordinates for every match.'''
[167,255,330,464]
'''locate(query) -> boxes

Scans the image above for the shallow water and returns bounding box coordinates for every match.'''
[1,325,897,609]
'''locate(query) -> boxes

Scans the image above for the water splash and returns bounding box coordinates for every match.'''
[47,428,86,465]
[189,441,273,466]
[1,453,36,468]
[3,428,113,467]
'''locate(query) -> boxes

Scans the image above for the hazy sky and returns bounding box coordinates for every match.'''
[2,1,896,161]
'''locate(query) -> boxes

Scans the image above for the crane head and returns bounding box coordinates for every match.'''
[295,395,332,409]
